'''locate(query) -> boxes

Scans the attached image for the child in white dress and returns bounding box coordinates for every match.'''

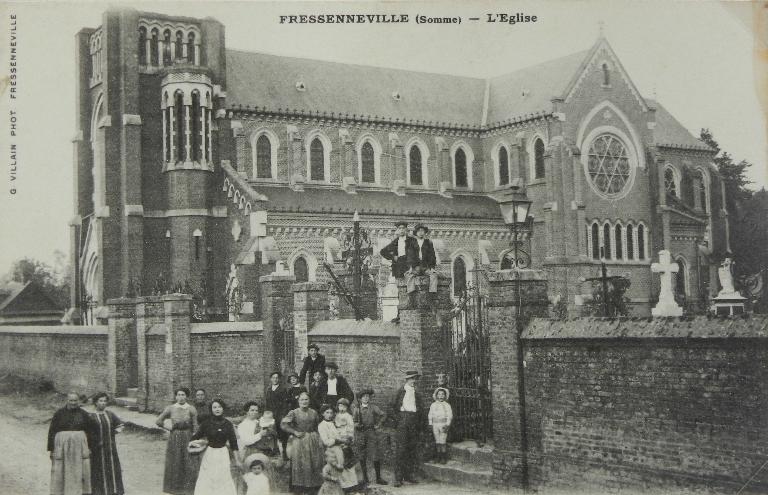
[428,387,453,464]
[242,456,270,495]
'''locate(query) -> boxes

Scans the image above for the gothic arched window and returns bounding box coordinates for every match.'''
[175,31,184,60]
[626,224,634,260]
[664,167,679,197]
[310,138,325,181]
[190,91,201,162]
[637,224,646,260]
[498,147,509,186]
[615,224,623,260]
[452,257,468,297]
[534,138,545,179]
[695,170,708,213]
[187,32,196,64]
[138,27,147,65]
[454,148,468,187]
[174,90,185,162]
[150,29,159,66]
[163,30,172,65]
[360,142,375,183]
[602,63,610,86]
[409,145,423,186]
[293,257,309,283]
[603,223,612,259]
[256,135,272,178]
[591,222,600,259]
[675,258,687,296]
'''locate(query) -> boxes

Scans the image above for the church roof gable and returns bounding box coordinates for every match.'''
[0,281,63,316]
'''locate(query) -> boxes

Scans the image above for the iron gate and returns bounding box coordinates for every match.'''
[442,285,492,444]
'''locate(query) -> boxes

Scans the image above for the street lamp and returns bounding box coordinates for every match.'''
[497,179,533,270]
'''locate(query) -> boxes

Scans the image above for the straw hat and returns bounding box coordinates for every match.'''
[432,387,450,401]
[244,452,270,469]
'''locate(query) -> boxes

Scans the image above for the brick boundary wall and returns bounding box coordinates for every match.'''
[508,314,768,494]
[0,325,109,394]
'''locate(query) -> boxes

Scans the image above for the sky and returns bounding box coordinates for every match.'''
[0,0,766,274]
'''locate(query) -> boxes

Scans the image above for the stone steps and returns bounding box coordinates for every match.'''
[114,396,139,411]
[446,441,493,470]
[125,387,138,399]
[421,458,494,487]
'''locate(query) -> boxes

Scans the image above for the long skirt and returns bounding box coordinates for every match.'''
[163,429,196,495]
[327,445,363,490]
[194,446,237,495]
[91,424,124,494]
[287,432,324,489]
[50,430,91,495]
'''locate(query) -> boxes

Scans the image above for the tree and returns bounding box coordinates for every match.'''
[699,129,753,206]
[2,254,71,309]
[582,278,632,317]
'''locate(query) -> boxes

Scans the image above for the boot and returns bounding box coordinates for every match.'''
[374,461,388,485]
[360,460,370,485]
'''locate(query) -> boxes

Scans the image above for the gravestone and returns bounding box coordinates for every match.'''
[651,250,683,317]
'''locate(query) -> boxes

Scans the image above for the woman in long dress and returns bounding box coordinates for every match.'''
[90,392,125,495]
[236,401,278,494]
[156,387,198,495]
[281,391,324,494]
[48,392,96,495]
[190,398,240,495]
[317,405,363,493]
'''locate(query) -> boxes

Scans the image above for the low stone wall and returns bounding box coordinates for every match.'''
[517,315,768,493]
[0,325,109,394]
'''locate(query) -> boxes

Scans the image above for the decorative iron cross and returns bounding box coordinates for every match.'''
[584,247,628,317]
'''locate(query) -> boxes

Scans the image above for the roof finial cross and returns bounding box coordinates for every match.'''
[598,20,605,38]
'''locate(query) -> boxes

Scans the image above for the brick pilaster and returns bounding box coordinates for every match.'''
[260,274,296,382]
[486,269,549,489]
[293,282,329,373]
[163,294,192,401]
[107,297,137,397]
[135,296,164,411]
[396,274,452,411]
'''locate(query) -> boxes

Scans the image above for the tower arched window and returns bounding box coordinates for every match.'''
[360,142,375,183]
[187,32,196,64]
[591,222,600,259]
[310,138,325,181]
[534,138,545,179]
[498,146,509,186]
[637,224,646,260]
[454,148,468,187]
[190,91,201,162]
[163,92,171,162]
[150,29,159,66]
[256,135,272,178]
[615,224,623,260]
[163,30,172,65]
[293,257,309,283]
[603,223,612,259]
[626,224,634,260]
[175,31,184,61]
[174,90,185,162]
[409,145,423,186]
[452,256,468,297]
[664,166,679,197]
[138,27,147,65]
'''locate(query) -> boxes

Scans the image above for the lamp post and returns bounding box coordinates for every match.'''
[496,179,532,491]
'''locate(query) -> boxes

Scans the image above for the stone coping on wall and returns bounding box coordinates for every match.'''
[310,319,400,339]
[523,315,768,340]
[191,321,264,334]
[0,325,108,335]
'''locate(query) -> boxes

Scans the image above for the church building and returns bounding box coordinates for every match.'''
[68,8,730,321]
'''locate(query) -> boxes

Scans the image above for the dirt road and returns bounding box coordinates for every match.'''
[0,396,165,495]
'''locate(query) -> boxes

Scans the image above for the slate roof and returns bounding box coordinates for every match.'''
[648,99,714,152]
[486,50,590,125]
[0,281,62,316]
[226,50,486,126]
[252,185,503,220]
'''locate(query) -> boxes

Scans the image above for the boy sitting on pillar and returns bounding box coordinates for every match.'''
[379,220,416,323]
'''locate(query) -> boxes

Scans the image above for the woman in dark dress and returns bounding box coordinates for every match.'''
[190,398,240,495]
[48,392,97,495]
[90,392,125,495]
[264,371,290,460]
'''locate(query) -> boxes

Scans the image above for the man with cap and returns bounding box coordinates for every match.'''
[318,362,354,406]
[405,223,438,295]
[391,370,424,486]
[380,220,418,322]
[298,343,326,386]
[353,388,388,485]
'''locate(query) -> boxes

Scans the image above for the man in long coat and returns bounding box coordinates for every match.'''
[379,220,417,322]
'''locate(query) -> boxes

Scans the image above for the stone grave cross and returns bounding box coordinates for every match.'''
[651,250,683,317]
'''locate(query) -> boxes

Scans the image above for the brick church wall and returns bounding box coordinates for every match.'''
[517,316,768,493]
[0,326,109,394]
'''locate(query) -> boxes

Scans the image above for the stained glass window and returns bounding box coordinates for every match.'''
[586,134,631,198]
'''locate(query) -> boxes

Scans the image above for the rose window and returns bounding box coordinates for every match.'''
[586,134,632,199]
